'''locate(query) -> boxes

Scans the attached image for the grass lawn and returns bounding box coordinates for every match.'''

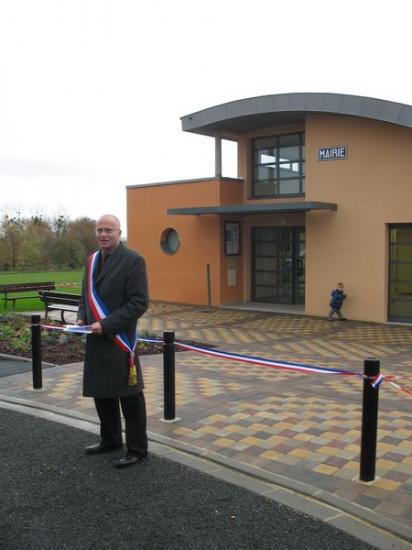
[0,270,83,313]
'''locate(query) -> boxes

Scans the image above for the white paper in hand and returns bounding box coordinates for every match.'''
[63,324,93,334]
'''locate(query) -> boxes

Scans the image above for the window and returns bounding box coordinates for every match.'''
[252,133,305,198]
[224,222,240,256]
[160,228,180,255]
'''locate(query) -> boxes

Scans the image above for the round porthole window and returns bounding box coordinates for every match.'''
[160,228,180,255]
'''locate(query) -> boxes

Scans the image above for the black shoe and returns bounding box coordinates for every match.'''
[114,453,147,469]
[85,442,122,455]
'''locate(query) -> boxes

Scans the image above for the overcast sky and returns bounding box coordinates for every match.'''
[1,0,411,232]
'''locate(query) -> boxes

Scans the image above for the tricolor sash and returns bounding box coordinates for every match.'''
[87,251,138,384]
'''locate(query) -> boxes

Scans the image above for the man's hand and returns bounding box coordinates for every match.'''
[90,321,103,335]
[76,319,102,334]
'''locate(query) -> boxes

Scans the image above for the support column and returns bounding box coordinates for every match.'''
[215,136,222,177]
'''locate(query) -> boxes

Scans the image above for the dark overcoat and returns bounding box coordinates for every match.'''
[77,243,149,398]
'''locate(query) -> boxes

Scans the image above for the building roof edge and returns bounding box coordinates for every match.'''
[181,93,412,135]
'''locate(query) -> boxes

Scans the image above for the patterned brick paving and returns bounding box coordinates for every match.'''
[1,302,411,530]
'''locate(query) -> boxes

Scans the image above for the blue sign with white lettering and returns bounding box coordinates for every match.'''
[318,145,348,161]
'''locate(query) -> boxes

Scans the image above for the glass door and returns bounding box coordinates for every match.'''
[388,224,412,322]
[252,227,305,304]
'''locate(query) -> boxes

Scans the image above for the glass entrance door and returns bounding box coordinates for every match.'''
[388,224,412,322]
[252,227,305,304]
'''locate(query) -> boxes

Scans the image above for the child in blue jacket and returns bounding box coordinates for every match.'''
[327,282,346,321]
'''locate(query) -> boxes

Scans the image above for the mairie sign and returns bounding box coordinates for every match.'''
[318,145,348,161]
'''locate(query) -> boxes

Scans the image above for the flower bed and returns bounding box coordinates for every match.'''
[0,314,164,365]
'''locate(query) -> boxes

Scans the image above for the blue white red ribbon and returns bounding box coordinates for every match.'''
[370,373,384,388]
[137,337,411,395]
[139,337,359,376]
[173,341,359,376]
[379,374,412,396]
[36,324,412,396]
[388,380,412,396]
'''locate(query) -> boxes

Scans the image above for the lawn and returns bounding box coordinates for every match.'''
[0,270,83,313]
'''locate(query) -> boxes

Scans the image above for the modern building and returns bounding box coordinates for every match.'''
[127,93,412,324]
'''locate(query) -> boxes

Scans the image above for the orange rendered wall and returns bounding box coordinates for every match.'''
[218,179,245,304]
[127,178,243,306]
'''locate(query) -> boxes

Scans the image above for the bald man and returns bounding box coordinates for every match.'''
[77,214,149,468]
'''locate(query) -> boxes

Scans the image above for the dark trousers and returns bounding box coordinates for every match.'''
[94,392,148,457]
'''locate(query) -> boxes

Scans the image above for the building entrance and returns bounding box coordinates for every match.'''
[388,224,412,322]
[252,227,305,305]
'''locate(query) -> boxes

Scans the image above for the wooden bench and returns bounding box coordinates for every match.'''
[0,281,55,309]
[39,290,81,323]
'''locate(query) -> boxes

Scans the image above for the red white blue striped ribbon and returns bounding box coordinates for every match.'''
[175,342,361,376]
[169,341,412,395]
[139,337,359,377]
[370,373,384,388]
[388,380,412,396]
[36,328,411,395]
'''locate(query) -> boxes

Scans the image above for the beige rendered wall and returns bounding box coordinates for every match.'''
[305,115,412,322]
[127,178,243,306]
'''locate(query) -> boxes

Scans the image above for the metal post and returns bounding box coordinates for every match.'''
[31,314,42,390]
[206,264,212,309]
[215,136,222,177]
[360,358,380,481]
[163,331,175,420]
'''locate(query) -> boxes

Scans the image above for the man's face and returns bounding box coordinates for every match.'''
[96,216,121,253]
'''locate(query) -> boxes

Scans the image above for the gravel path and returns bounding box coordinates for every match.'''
[0,408,377,550]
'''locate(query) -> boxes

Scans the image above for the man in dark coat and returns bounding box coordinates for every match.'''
[76,214,149,468]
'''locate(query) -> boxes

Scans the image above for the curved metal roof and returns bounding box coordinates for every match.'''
[181,93,412,136]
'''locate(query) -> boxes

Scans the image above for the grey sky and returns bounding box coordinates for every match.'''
[0,0,410,230]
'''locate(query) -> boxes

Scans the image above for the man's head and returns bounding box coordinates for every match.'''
[337,282,344,291]
[96,214,122,253]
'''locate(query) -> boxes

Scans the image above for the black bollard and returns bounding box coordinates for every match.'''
[31,314,42,389]
[360,358,380,481]
[163,331,175,420]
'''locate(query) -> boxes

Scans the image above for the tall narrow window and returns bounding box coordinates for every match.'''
[252,132,305,198]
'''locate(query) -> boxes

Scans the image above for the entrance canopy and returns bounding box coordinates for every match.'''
[167,201,337,216]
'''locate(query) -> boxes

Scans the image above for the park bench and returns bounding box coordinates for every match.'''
[0,281,56,309]
[39,290,81,323]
